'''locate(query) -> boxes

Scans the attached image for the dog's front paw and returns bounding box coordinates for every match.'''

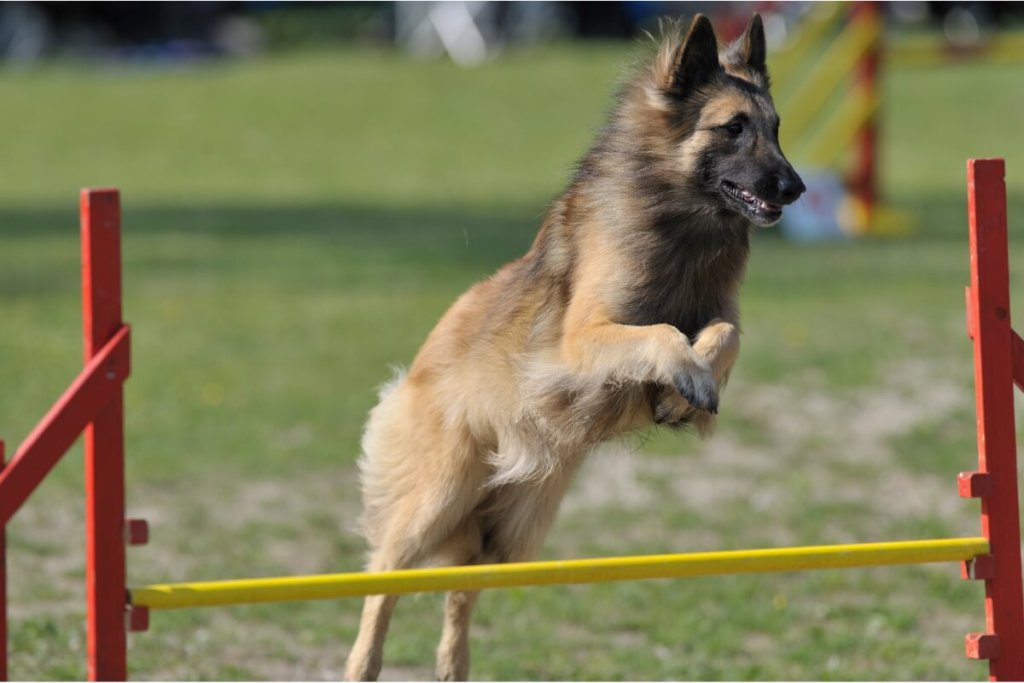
[672,365,718,414]
[653,387,691,424]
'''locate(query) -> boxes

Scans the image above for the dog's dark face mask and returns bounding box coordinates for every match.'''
[665,14,805,227]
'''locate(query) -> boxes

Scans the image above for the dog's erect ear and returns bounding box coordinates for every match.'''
[666,14,721,96]
[728,13,768,81]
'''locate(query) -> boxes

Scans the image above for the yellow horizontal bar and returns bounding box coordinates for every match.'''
[889,32,1024,68]
[130,537,988,610]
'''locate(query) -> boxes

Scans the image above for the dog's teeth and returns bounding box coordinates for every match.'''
[728,184,782,213]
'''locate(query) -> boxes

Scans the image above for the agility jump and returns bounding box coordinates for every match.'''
[0,158,1021,680]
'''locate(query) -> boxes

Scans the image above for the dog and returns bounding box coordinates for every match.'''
[344,13,804,681]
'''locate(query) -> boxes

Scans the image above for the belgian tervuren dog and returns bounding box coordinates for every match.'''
[345,13,804,681]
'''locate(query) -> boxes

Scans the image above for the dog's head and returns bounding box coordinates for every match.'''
[639,14,805,227]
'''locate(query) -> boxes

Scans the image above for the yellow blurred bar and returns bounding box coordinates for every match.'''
[130,537,988,610]
[780,10,880,145]
[770,2,846,86]
[799,88,880,166]
[889,32,1024,67]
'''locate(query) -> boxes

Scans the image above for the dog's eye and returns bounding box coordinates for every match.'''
[725,121,744,137]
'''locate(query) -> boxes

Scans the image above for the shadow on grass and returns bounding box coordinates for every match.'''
[0,199,543,265]
[4,188,1022,242]
[3,189,1024,303]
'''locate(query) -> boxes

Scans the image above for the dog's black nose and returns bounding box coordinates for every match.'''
[777,170,806,204]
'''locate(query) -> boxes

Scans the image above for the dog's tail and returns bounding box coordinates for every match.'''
[355,366,407,546]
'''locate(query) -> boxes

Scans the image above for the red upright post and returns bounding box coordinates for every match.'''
[964,158,1024,680]
[81,189,128,681]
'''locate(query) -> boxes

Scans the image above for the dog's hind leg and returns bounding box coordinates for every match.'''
[345,595,398,681]
[436,589,480,681]
[432,470,575,683]
[344,502,471,681]
[343,546,405,682]
[484,465,578,563]
[432,462,579,682]
[346,456,487,679]
[433,521,486,681]
[346,511,476,682]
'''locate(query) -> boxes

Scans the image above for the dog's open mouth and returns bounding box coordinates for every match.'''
[721,181,783,224]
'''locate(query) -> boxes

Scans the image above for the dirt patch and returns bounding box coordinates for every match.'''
[562,357,976,545]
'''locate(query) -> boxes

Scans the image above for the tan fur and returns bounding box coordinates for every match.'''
[702,92,756,125]
[344,13,793,681]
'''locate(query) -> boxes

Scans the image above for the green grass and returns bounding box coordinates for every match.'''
[2,42,1024,680]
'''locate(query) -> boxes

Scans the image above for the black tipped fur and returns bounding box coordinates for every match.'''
[669,14,723,96]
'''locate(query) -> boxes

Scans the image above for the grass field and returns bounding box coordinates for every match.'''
[3,40,1024,680]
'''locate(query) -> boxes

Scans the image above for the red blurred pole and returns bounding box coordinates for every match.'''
[964,158,1024,680]
[1,441,7,682]
[81,189,128,681]
[851,1,881,218]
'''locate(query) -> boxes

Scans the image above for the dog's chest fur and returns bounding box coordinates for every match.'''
[619,218,750,337]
